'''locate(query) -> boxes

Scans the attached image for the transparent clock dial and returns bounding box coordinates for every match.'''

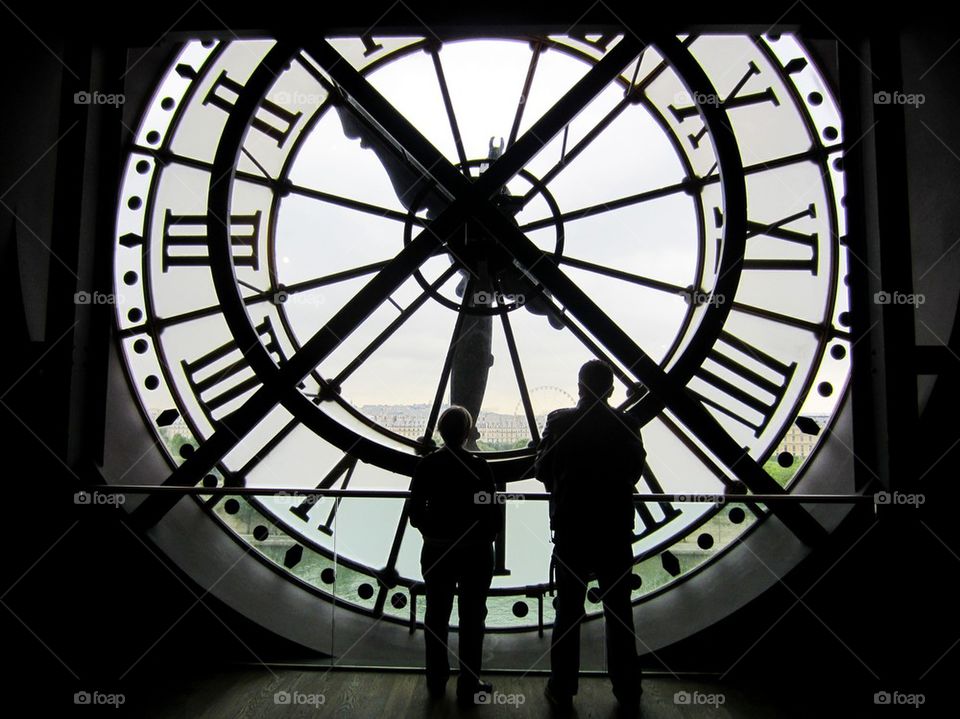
[114,32,850,631]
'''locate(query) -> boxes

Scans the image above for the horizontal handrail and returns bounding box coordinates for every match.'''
[80,485,880,503]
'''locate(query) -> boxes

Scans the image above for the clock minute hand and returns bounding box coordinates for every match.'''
[332,101,447,218]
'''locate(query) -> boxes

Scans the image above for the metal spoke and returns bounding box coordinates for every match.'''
[520,91,634,205]
[516,41,675,206]
[120,259,394,338]
[275,259,395,297]
[237,171,427,226]
[507,41,543,148]
[423,276,478,443]
[477,37,645,195]
[429,45,469,170]
[128,147,424,227]
[559,255,687,296]
[518,144,845,233]
[497,297,539,445]
[654,412,767,520]
[530,289,640,392]
[521,177,702,233]
[730,301,839,338]
[203,416,301,510]
[331,264,461,386]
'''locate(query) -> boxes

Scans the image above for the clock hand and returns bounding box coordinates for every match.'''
[332,101,447,217]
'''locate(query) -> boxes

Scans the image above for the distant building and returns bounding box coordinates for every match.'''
[774,415,830,459]
[361,404,538,445]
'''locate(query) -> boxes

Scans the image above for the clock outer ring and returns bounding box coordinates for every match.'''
[102,34,860,661]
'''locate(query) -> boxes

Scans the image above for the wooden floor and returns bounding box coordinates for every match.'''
[125,668,867,718]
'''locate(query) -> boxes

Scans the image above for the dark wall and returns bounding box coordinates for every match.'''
[0,13,317,709]
[1,1,956,714]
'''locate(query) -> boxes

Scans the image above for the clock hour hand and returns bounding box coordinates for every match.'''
[333,101,447,217]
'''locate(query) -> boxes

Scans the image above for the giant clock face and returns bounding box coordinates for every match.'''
[112,31,852,641]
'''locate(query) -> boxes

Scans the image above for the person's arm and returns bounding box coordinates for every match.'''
[625,416,646,488]
[479,459,502,540]
[534,413,558,492]
[408,457,428,532]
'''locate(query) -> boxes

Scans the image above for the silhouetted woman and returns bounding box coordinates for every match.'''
[409,405,502,705]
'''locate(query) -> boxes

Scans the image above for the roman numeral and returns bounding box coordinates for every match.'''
[288,454,358,535]
[161,209,261,271]
[181,317,283,422]
[361,33,384,57]
[743,204,819,274]
[203,70,303,147]
[669,61,780,148]
[690,331,797,437]
[569,31,620,54]
[633,465,682,539]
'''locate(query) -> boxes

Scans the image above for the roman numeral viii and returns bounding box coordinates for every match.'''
[181,317,284,422]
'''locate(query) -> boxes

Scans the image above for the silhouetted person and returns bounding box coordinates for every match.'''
[409,406,502,705]
[535,360,646,713]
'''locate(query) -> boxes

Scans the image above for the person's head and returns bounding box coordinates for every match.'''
[578,359,614,401]
[438,405,473,448]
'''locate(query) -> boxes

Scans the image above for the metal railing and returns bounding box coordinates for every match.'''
[80,485,886,636]
[84,486,878,503]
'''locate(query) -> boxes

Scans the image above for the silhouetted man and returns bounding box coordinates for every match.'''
[535,360,645,713]
[409,406,502,706]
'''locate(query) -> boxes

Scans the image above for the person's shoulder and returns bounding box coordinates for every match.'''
[415,446,447,470]
[418,446,443,461]
[545,406,576,426]
[467,452,493,479]
[435,446,487,468]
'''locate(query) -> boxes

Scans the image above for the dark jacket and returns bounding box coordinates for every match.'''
[409,446,502,544]
[534,398,646,540]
